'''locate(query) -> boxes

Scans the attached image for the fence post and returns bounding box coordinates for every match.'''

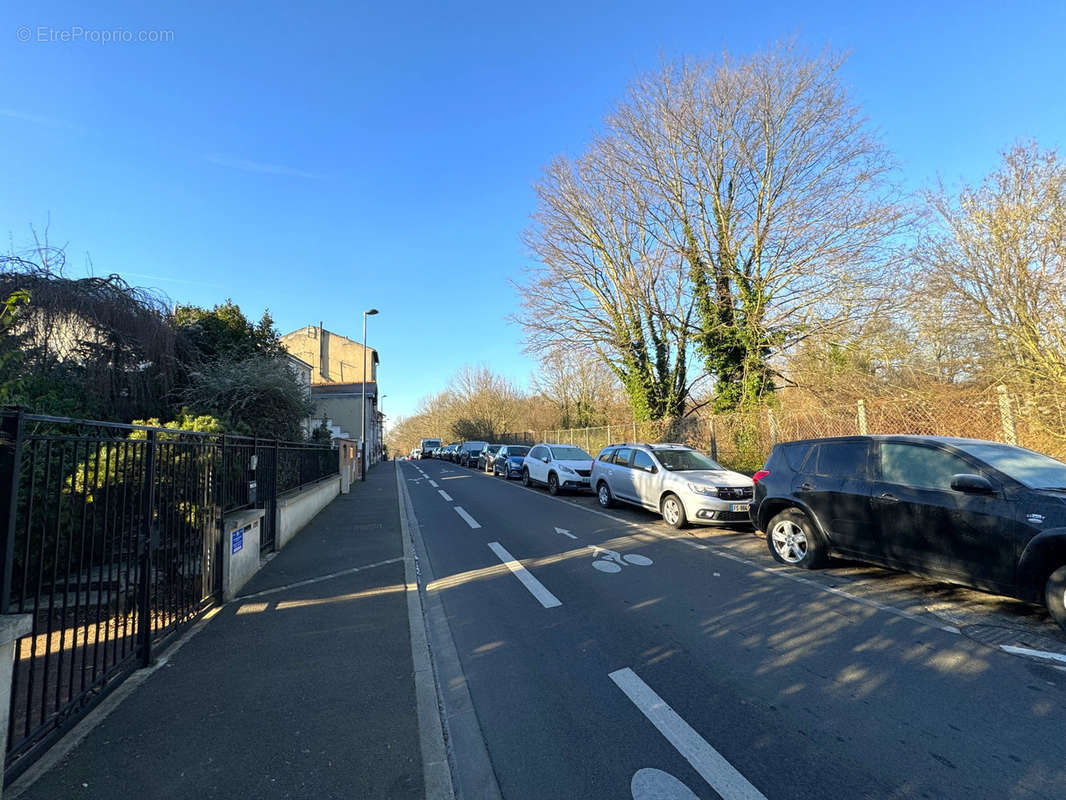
[585,428,590,452]
[606,424,611,445]
[137,429,158,668]
[0,408,25,615]
[997,385,1017,444]
[708,416,718,461]
[767,408,779,446]
[856,399,868,436]
[632,421,637,442]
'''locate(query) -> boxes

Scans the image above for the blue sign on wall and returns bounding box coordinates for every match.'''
[232,527,244,554]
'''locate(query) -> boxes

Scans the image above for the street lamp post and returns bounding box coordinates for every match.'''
[361,308,378,481]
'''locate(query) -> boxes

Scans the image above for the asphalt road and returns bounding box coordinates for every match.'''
[401,458,1066,800]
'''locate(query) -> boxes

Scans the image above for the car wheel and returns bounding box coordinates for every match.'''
[597,481,614,508]
[548,472,559,496]
[1045,565,1066,631]
[767,509,828,569]
[522,468,532,487]
[661,493,687,529]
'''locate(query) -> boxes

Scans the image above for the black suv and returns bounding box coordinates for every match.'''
[751,435,1066,631]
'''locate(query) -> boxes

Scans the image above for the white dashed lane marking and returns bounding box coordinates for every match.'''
[438,489,453,502]
[454,506,481,529]
[487,542,561,608]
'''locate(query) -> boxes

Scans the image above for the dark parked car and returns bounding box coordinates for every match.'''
[478,444,503,472]
[442,443,460,462]
[459,441,488,468]
[493,445,530,479]
[751,435,1066,630]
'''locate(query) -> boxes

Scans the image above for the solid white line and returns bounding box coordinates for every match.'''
[609,668,767,800]
[438,489,453,502]
[1000,644,1066,665]
[454,506,481,529]
[429,480,439,488]
[396,465,457,800]
[487,542,561,608]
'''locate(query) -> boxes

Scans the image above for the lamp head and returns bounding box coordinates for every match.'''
[364,308,379,316]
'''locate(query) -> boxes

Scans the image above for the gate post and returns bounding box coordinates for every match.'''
[709,416,718,462]
[1,407,25,614]
[137,429,158,668]
[997,385,1017,445]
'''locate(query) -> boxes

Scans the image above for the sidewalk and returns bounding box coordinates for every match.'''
[12,463,425,800]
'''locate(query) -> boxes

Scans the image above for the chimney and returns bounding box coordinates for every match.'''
[318,321,329,380]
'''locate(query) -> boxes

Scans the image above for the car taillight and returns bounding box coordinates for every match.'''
[752,469,770,483]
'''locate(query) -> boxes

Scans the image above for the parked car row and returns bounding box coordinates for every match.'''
[427,439,755,529]
[416,431,1066,630]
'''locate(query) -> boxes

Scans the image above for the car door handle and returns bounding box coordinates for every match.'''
[876,492,899,503]
[799,482,814,491]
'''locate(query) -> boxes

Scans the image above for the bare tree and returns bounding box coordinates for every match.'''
[520,139,695,421]
[605,42,908,409]
[914,141,1066,387]
[530,346,627,427]
[520,41,907,417]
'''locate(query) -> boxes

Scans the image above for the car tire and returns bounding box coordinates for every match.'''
[522,468,532,487]
[597,481,614,508]
[548,472,559,496]
[766,509,828,569]
[661,493,688,529]
[1045,565,1066,631]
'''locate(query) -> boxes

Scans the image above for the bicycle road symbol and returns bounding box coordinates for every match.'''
[590,546,653,573]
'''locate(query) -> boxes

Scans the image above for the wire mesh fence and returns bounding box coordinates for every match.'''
[496,385,1064,474]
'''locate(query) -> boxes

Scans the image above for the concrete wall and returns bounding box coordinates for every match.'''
[221,508,264,602]
[277,476,341,549]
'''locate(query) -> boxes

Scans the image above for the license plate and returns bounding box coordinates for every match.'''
[731,503,750,513]
[579,477,590,484]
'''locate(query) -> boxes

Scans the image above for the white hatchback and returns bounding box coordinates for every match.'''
[522,443,594,495]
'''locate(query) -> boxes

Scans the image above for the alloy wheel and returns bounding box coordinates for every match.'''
[770,520,808,564]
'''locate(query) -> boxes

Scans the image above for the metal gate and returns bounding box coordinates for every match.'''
[0,411,223,780]
[0,410,339,781]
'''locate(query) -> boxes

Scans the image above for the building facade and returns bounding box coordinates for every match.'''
[280,324,382,464]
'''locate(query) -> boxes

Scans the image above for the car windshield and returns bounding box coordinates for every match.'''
[508,447,529,457]
[487,445,501,452]
[549,446,592,461]
[952,442,1066,489]
[652,448,725,471]
[465,442,487,451]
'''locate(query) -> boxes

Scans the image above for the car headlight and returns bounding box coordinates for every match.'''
[687,482,718,496]
[560,465,576,475]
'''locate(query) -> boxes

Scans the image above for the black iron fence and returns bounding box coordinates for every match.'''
[0,409,338,781]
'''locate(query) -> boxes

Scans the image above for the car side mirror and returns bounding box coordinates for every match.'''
[950,474,994,494]
[542,456,550,463]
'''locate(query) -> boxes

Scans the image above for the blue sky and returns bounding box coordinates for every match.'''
[2,0,1064,424]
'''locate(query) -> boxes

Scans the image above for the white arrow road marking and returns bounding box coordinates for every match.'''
[438,489,453,502]
[554,527,577,539]
[454,506,481,529]
[609,668,767,800]
[487,542,561,608]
